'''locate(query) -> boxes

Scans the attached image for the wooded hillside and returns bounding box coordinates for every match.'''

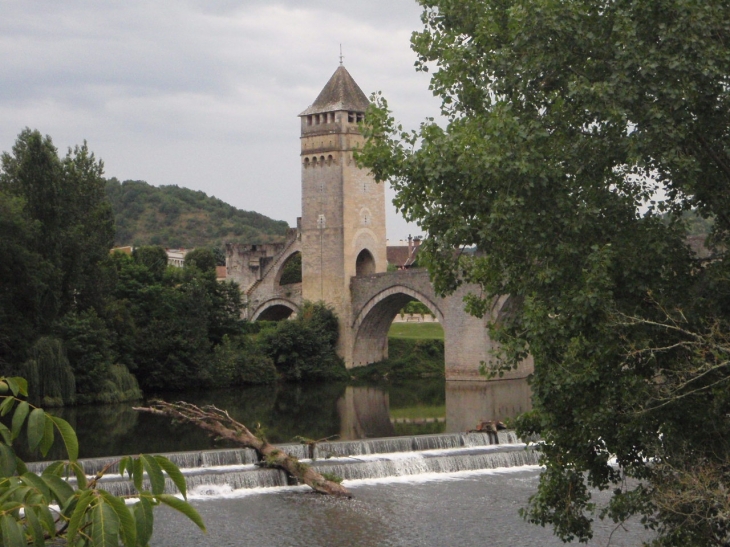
[106,178,290,248]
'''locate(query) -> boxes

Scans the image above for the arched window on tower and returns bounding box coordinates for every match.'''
[348,112,356,123]
[356,249,376,276]
[304,157,310,168]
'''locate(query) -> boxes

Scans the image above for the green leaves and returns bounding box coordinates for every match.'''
[0,377,205,546]
[48,415,78,461]
[358,0,730,543]
[157,495,206,532]
[91,500,120,547]
[27,408,45,452]
[154,456,187,499]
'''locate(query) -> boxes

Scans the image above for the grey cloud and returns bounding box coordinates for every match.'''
[1,0,433,238]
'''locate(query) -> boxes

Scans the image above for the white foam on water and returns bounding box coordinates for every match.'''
[182,464,543,501]
[187,483,311,500]
[343,464,543,487]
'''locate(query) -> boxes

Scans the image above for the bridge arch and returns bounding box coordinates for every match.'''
[351,285,444,367]
[275,250,302,286]
[251,298,299,321]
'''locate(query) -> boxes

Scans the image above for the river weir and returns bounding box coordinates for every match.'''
[27,431,538,497]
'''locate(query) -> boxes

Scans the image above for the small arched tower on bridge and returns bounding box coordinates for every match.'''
[299,65,387,356]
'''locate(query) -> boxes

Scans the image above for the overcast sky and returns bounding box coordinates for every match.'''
[1,0,442,240]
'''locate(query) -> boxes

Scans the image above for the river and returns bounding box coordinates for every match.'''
[27,378,653,545]
[28,378,532,460]
[150,468,652,547]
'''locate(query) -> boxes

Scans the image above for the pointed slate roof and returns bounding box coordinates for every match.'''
[299,65,370,116]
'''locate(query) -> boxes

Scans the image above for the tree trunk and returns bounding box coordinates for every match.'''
[134,400,352,498]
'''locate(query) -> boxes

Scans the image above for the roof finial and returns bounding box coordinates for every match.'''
[339,44,344,66]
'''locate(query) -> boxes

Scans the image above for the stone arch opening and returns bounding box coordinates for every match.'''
[277,251,302,286]
[356,249,376,277]
[351,287,444,367]
[252,300,298,322]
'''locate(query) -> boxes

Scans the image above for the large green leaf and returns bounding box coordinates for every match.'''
[0,513,25,547]
[134,496,154,547]
[37,504,57,537]
[70,461,87,490]
[91,500,120,547]
[100,490,137,547]
[133,457,144,491]
[42,473,75,508]
[49,415,78,461]
[41,461,64,477]
[26,408,45,452]
[24,505,45,547]
[140,454,165,495]
[39,415,54,457]
[0,423,12,445]
[0,396,15,417]
[118,456,130,480]
[154,455,187,499]
[66,490,94,545]
[4,378,26,397]
[10,401,29,440]
[0,444,17,477]
[157,494,206,532]
[19,472,52,503]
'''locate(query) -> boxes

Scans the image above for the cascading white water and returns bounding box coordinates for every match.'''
[31,432,538,498]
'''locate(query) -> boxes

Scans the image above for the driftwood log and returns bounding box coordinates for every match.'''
[135,400,352,498]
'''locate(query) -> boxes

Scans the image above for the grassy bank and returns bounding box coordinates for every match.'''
[387,321,444,340]
[350,322,445,381]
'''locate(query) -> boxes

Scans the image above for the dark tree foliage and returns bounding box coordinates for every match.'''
[132,246,168,281]
[261,302,348,382]
[0,192,47,368]
[0,130,248,401]
[0,130,117,394]
[105,178,289,248]
[107,252,244,391]
[184,247,217,274]
[358,1,730,544]
[279,252,302,285]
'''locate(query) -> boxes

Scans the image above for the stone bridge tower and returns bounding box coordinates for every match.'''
[299,65,387,358]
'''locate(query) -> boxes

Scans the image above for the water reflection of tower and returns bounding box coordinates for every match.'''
[337,386,396,439]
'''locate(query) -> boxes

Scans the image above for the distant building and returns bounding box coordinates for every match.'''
[386,235,421,270]
[165,249,188,268]
[110,245,133,255]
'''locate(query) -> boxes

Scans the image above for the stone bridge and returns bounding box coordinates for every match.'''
[225,65,532,381]
[348,270,532,380]
[231,250,532,381]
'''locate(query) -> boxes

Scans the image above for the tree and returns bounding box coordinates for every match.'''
[136,400,351,497]
[358,1,730,544]
[261,302,348,382]
[0,376,204,546]
[183,247,217,274]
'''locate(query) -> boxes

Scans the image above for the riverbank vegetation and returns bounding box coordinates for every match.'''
[0,130,345,405]
[350,323,445,382]
[358,0,730,544]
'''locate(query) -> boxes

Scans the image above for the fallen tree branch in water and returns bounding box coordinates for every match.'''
[134,400,352,498]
